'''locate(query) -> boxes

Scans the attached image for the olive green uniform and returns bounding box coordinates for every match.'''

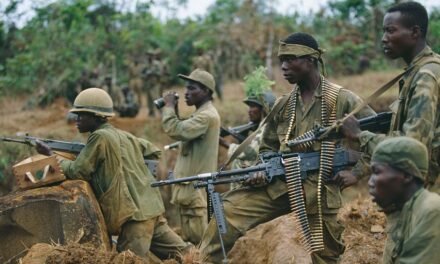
[382,188,440,263]
[162,101,220,244]
[145,59,164,116]
[128,62,144,106]
[60,123,188,259]
[200,79,375,263]
[359,46,440,192]
[371,137,440,263]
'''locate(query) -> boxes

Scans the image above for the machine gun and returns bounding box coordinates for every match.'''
[1,135,159,176]
[152,148,360,262]
[286,112,392,149]
[164,122,259,150]
[152,148,360,188]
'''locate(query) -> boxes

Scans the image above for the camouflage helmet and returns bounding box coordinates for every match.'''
[243,91,276,114]
[70,88,115,117]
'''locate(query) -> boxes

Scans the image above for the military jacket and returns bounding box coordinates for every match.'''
[162,101,220,178]
[260,79,375,214]
[360,46,440,185]
[162,101,220,208]
[61,123,165,233]
[382,188,440,263]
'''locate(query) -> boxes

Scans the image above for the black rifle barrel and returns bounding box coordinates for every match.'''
[286,112,392,147]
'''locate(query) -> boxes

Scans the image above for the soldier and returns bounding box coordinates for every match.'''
[161,69,220,245]
[101,75,115,99]
[340,1,440,193]
[144,49,165,117]
[369,137,440,263]
[35,88,190,260]
[128,58,144,106]
[114,86,140,118]
[199,32,375,263]
[222,67,276,170]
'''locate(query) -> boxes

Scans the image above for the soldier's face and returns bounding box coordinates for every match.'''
[248,104,263,123]
[369,163,406,210]
[76,113,98,133]
[382,12,418,60]
[280,55,312,84]
[184,81,209,106]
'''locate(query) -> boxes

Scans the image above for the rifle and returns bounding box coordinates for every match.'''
[1,135,159,176]
[164,122,258,150]
[286,112,392,148]
[151,148,360,263]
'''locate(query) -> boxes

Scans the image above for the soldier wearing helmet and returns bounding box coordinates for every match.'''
[221,66,276,172]
[36,88,190,260]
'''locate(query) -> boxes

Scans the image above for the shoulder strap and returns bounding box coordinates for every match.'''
[220,94,290,169]
[318,68,413,139]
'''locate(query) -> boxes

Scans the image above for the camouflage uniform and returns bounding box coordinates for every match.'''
[162,101,220,245]
[359,46,440,192]
[371,137,440,263]
[61,123,189,259]
[228,124,265,170]
[200,79,375,263]
[129,62,144,106]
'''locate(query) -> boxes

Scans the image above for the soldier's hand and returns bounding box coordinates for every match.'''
[333,170,358,190]
[243,171,267,187]
[35,140,54,156]
[339,114,361,141]
[164,92,178,107]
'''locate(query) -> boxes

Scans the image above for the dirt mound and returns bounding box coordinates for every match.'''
[339,197,386,264]
[228,214,312,264]
[20,243,159,264]
[226,197,386,264]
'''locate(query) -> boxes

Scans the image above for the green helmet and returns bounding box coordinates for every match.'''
[243,91,276,114]
[70,88,114,117]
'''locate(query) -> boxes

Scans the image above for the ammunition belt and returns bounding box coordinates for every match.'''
[284,77,340,253]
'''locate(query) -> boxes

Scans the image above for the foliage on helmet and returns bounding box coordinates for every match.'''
[243,66,274,98]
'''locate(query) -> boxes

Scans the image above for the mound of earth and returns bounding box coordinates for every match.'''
[226,197,386,264]
[339,197,386,264]
[20,243,161,264]
[228,214,312,264]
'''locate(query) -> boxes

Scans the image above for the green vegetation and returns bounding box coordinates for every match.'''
[0,0,439,99]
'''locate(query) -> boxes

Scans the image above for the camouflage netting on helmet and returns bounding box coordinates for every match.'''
[243,66,275,114]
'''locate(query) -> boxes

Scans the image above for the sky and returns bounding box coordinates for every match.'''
[5,0,440,27]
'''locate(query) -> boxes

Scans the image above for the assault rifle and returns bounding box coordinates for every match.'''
[286,112,392,148]
[151,148,360,263]
[1,135,159,176]
[164,122,258,150]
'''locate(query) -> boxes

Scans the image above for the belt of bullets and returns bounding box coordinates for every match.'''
[284,77,340,253]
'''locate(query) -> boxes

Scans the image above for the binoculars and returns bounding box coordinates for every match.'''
[154,93,179,109]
